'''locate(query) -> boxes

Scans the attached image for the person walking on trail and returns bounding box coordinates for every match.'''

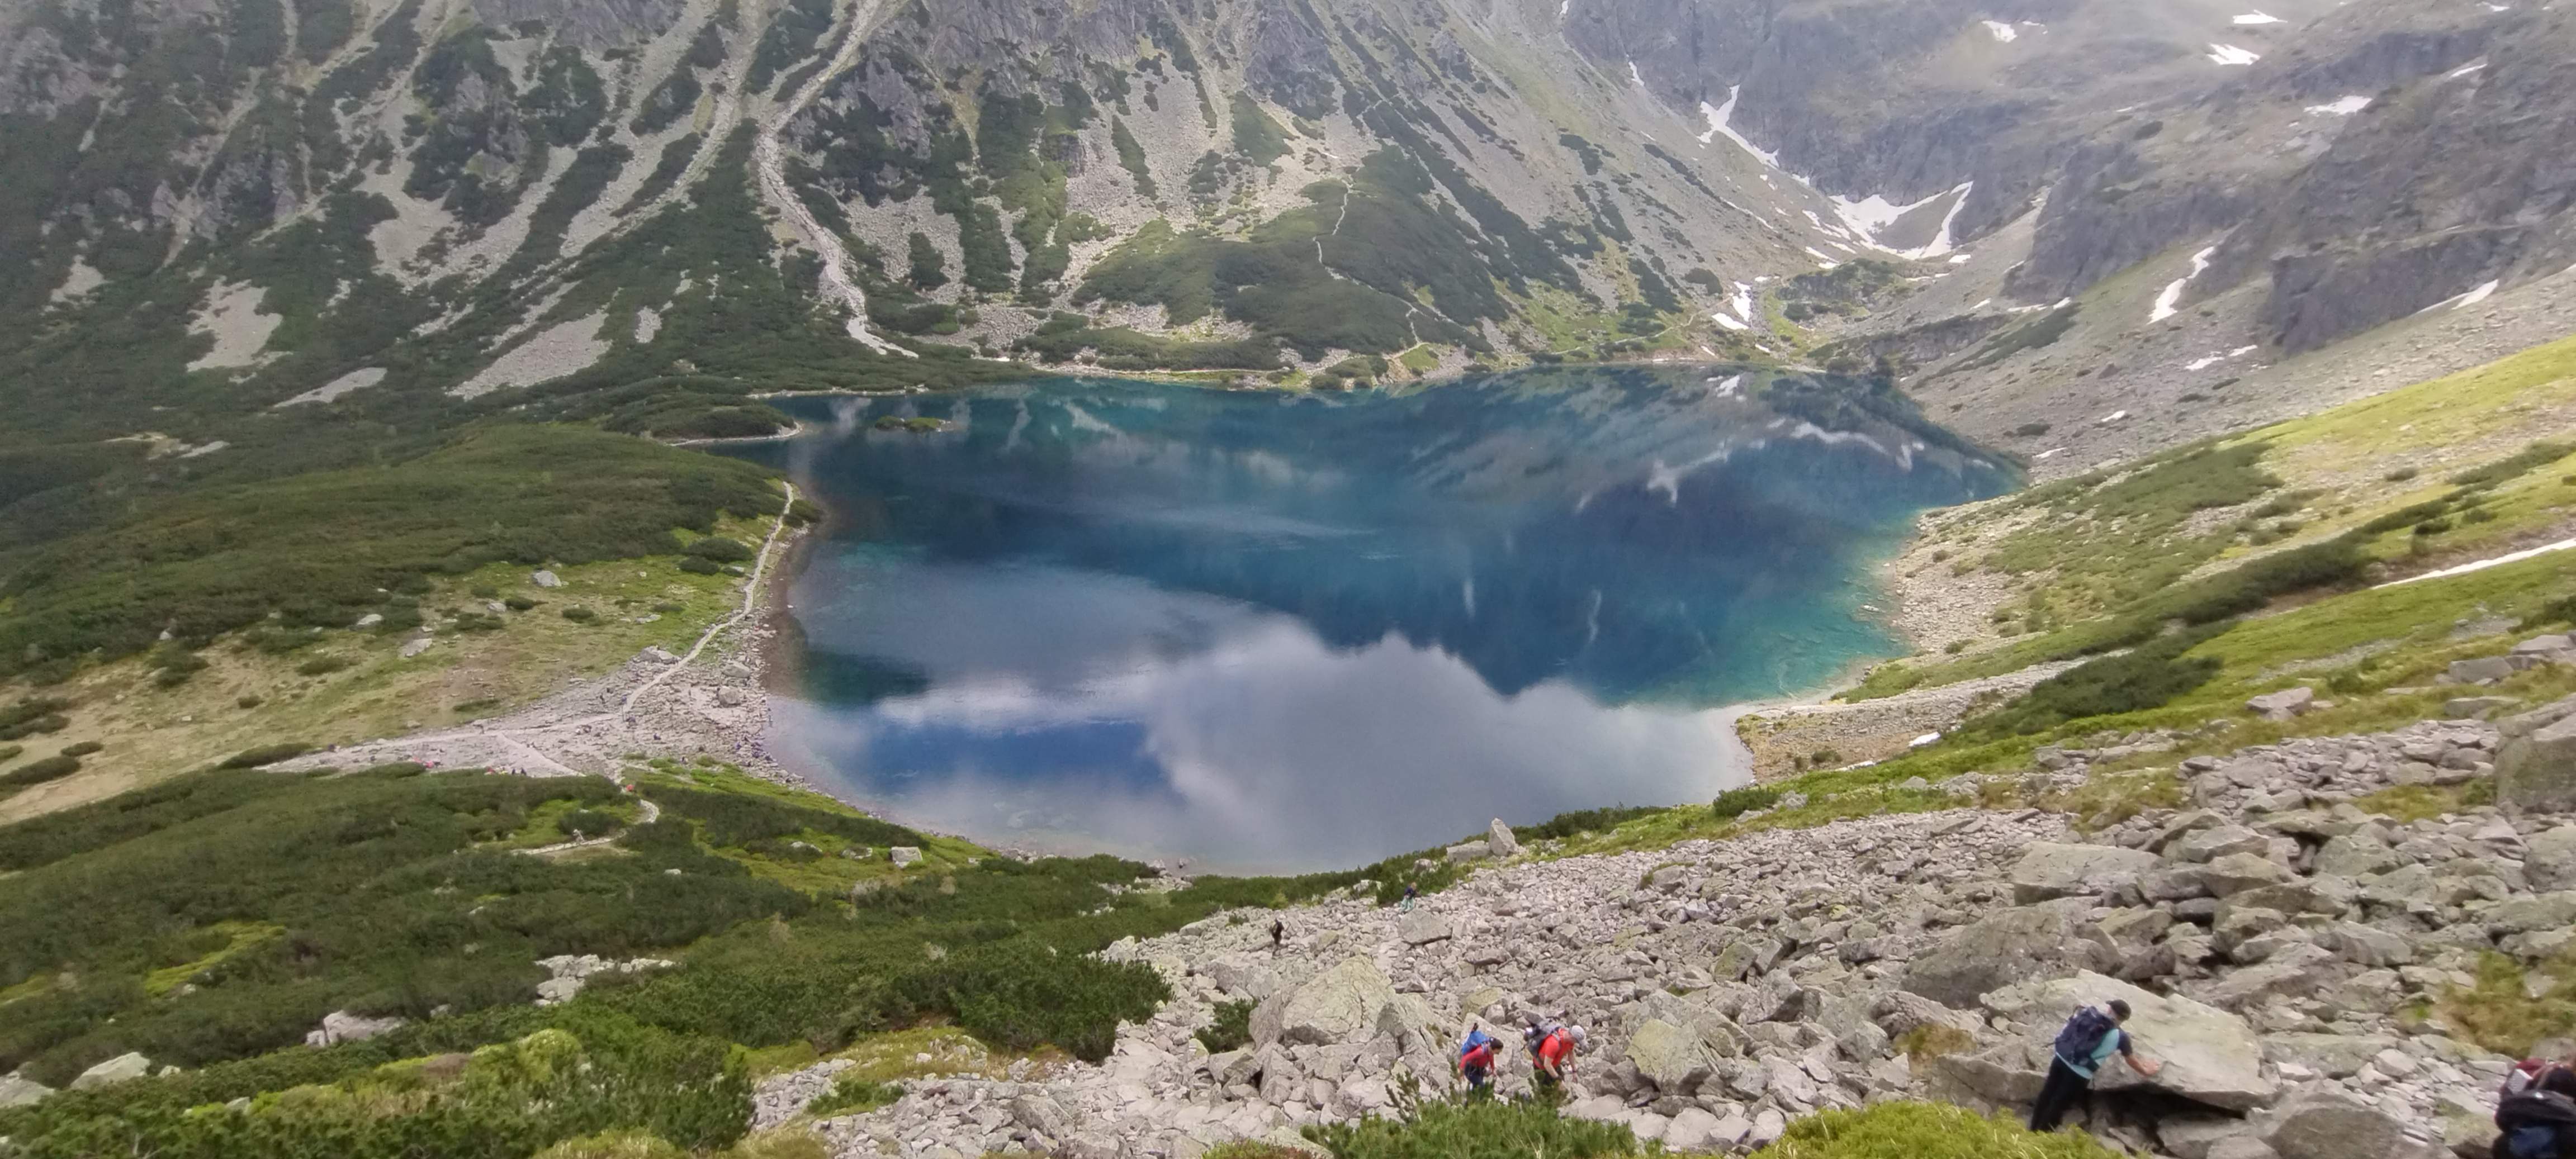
[1401,882,1419,912]
[2032,1000,2161,1131]
[1270,918,1284,952]
[1456,1025,1499,1094]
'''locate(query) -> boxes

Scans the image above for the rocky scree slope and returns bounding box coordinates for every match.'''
[745,693,2576,1159]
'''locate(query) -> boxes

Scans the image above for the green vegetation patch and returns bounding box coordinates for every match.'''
[1762,1101,2126,1159]
[0,425,777,679]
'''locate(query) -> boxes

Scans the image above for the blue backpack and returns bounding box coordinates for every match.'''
[2497,1091,2576,1159]
[2053,1007,2119,1065]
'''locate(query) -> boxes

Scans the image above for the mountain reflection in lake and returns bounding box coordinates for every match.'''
[723,367,2011,871]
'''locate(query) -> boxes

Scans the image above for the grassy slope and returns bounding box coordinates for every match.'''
[1857,334,2576,699]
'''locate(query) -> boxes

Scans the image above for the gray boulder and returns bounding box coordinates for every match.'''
[1396,911,1454,946]
[2212,1140,2283,1159]
[531,569,563,588]
[0,1072,53,1108]
[1486,818,1521,858]
[1982,971,2275,1112]
[2498,704,2576,810]
[304,1010,408,1047]
[2009,842,2164,904]
[69,1052,153,1090]
[2170,824,2271,864]
[1444,842,1490,864]
[2262,1090,2441,1159]
[2527,825,2576,892]
[1200,954,1280,1000]
[1903,905,2119,1008]
[1626,1019,1719,1093]
[888,846,922,867]
[2203,852,2296,896]
[2264,1032,2399,1079]
[2450,657,2515,685]
[2246,687,2317,720]
[1258,956,1397,1047]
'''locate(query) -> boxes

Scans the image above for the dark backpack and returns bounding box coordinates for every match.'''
[2053,1007,2119,1065]
[2496,1090,2576,1159]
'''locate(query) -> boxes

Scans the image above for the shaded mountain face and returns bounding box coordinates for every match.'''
[0,0,2570,455]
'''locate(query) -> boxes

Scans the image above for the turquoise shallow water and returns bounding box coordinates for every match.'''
[722,366,2011,871]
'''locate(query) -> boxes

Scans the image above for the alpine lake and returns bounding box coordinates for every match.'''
[719,366,2012,872]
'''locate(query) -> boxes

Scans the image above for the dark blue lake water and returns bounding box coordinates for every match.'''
[724,367,2010,871]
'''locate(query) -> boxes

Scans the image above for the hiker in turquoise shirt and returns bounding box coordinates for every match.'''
[2032,1000,2162,1131]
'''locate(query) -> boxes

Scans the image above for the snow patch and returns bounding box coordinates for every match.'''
[2448,60,2488,79]
[1948,253,1973,265]
[2305,95,2371,116]
[2099,410,2129,424]
[1627,60,1644,87]
[1710,312,1750,332]
[1727,282,1755,323]
[2231,11,2283,24]
[1559,0,1569,16]
[1982,20,2018,42]
[2149,245,2218,324]
[275,367,387,407]
[2455,280,2501,308]
[2378,538,2576,589]
[2183,345,2261,372]
[1697,88,1781,167]
[2206,44,2261,65]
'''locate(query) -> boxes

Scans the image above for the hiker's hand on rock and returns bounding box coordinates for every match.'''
[2135,1057,2163,1077]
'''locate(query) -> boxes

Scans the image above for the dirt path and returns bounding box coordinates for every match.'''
[283,483,807,783]
[753,0,910,357]
[516,795,662,856]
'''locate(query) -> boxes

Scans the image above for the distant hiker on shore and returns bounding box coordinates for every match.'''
[1270,918,1284,952]
[1456,1025,1498,1094]
[2032,1000,2161,1131]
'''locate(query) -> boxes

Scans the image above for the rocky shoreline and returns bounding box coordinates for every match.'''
[743,692,2576,1159]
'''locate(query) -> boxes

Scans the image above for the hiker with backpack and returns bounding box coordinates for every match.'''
[1456,1024,1499,1094]
[2497,1053,2576,1159]
[2030,1000,2162,1132]
[1524,1019,1587,1094]
[2496,1086,2576,1159]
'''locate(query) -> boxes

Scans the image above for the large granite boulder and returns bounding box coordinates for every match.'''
[2010,842,2165,904]
[1982,971,2276,1112]
[0,1072,53,1108]
[1254,956,1398,1048]
[69,1052,152,1090]
[2496,698,2576,811]
[1486,819,1521,858]
[1902,905,2120,1008]
[2262,1090,2445,1159]
[1626,1018,1720,1093]
[2524,825,2576,892]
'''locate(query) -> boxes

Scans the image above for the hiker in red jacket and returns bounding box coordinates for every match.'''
[1456,1025,1498,1094]
[1526,1021,1586,1092]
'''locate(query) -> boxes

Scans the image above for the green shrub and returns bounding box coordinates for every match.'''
[60,741,103,758]
[216,743,311,769]
[1962,624,2227,738]
[236,695,263,709]
[1514,806,1660,842]
[296,656,353,676]
[1760,1101,2125,1159]
[0,699,71,741]
[1197,1000,1255,1053]
[0,744,20,764]
[684,538,754,563]
[2525,595,2576,629]
[506,596,541,611]
[562,606,599,623]
[1304,1087,1636,1159]
[805,1074,902,1118]
[558,810,624,839]
[678,557,723,575]
[2449,440,2573,490]
[1712,786,1782,819]
[1,754,81,788]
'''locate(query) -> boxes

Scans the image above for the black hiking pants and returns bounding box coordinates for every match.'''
[2030,1057,2092,1132]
